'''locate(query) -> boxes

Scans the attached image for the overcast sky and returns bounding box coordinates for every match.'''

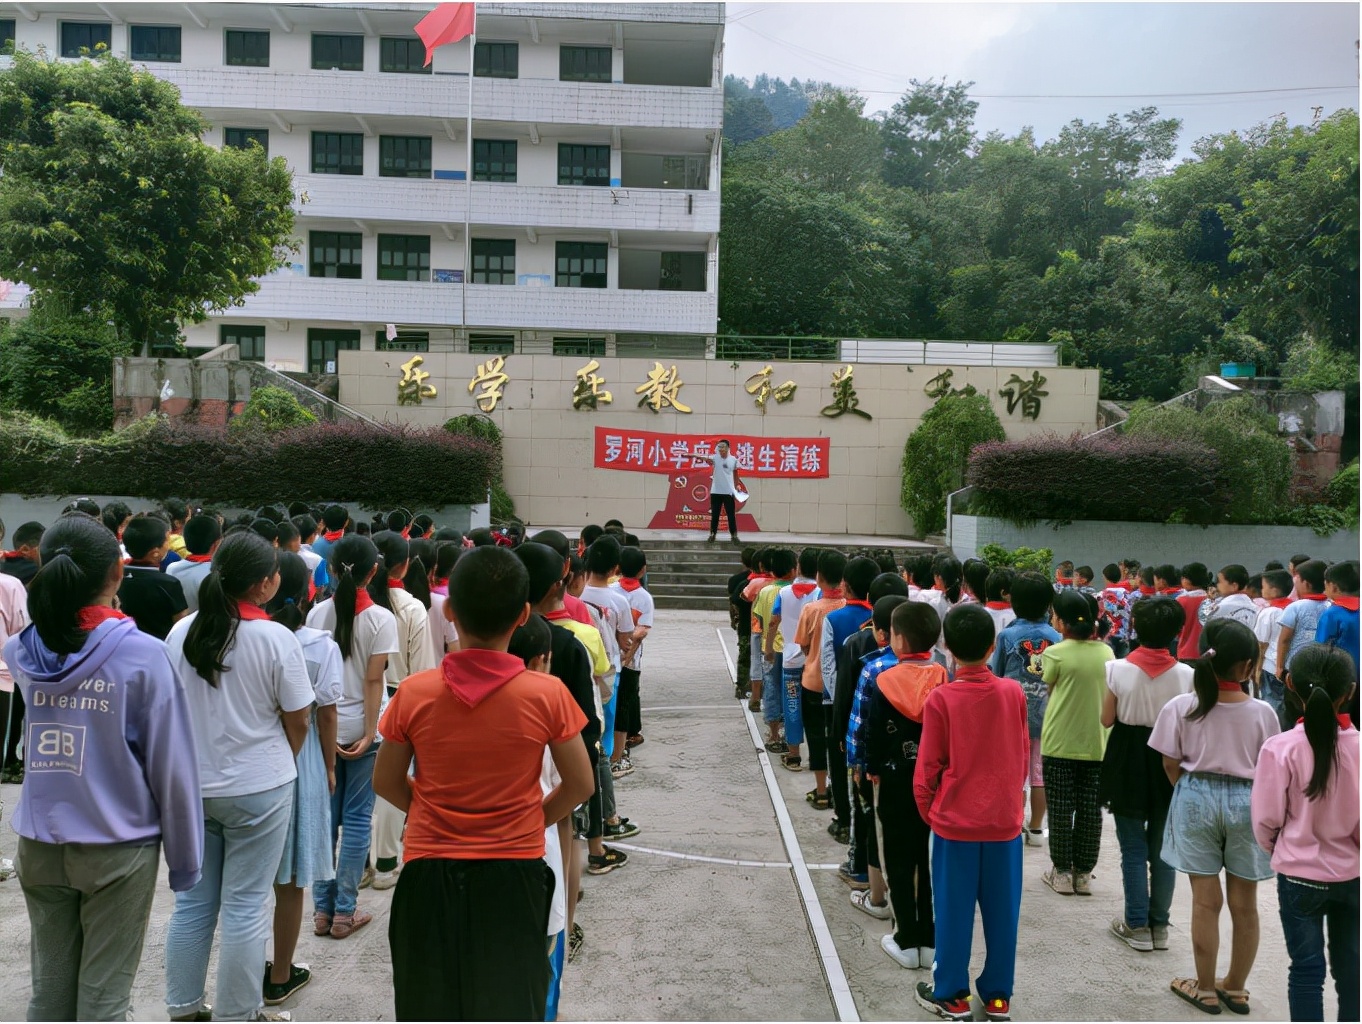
[722,2,1359,155]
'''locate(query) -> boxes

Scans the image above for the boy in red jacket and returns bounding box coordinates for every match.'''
[913,604,1029,1023]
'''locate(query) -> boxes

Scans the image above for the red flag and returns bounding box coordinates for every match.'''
[415,3,475,67]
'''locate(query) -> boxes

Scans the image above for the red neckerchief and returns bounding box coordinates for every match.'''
[185,553,213,563]
[1333,596,1360,611]
[387,579,406,590]
[77,606,127,630]
[1106,582,1129,592]
[1297,593,1328,602]
[897,651,933,662]
[1127,646,1177,677]
[791,581,816,598]
[543,608,571,621]
[1138,585,1156,596]
[323,529,344,543]
[1269,597,1293,609]
[1218,680,1247,692]
[1297,715,1354,729]
[441,648,525,707]
[432,580,448,596]
[985,600,1011,610]
[844,598,872,611]
[821,588,844,601]
[400,527,411,540]
[308,578,316,602]
[2,551,31,562]
[354,590,375,615]
[237,600,269,621]
[1055,573,1073,586]
[1158,586,1181,595]
[618,577,643,593]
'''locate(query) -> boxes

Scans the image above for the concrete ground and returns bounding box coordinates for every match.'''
[0,610,1332,1021]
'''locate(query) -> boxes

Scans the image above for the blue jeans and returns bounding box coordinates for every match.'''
[762,651,783,725]
[932,834,1022,1002]
[165,783,295,1021]
[601,676,619,759]
[314,747,378,917]
[782,665,805,746]
[1114,811,1175,928]
[1278,874,1359,1022]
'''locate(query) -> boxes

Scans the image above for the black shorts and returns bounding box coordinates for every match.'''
[616,668,642,737]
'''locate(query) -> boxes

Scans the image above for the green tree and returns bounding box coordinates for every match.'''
[723,95,776,145]
[0,51,297,352]
[229,386,317,433]
[900,391,1005,536]
[0,307,123,434]
[768,89,883,195]
[881,78,979,192]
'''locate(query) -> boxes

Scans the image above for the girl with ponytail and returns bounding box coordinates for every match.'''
[1252,643,1359,1022]
[425,542,462,663]
[1149,619,1281,1016]
[6,514,202,1021]
[164,531,314,1022]
[264,551,343,1004]
[304,533,399,938]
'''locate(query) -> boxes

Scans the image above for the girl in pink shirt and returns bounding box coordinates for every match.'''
[1251,644,1359,1023]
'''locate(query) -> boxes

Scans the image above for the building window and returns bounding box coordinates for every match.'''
[469,333,514,355]
[375,329,430,352]
[378,234,431,282]
[309,231,363,279]
[129,25,181,62]
[60,22,112,57]
[471,239,515,285]
[473,41,517,78]
[311,132,364,175]
[471,139,517,183]
[558,144,611,187]
[560,46,611,82]
[220,324,266,362]
[224,128,269,154]
[380,37,430,74]
[556,242,608,289]
[1,19,17,54]
[379,136,432,178]
[312,33,363,71]
[225,29,270,67]
[308,329,360,374]
[552,337,606,356]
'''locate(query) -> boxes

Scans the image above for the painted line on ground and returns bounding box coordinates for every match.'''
[641,704,743,712]
[605,841,844,871]
[716,627,861,1024]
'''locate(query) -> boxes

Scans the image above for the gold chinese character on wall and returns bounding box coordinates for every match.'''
[396,355,437,406]
[468,356,510,413]
[924,368,977,402]
[635,362,692,414]
[744,365,798,414]
[820,364,871,420]
[1000,371,1049,420]
[572,359,613,411]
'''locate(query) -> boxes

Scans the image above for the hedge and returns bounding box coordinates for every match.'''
[1,414,500,508]
[900,391,1006,536]
[968,432,1227,526]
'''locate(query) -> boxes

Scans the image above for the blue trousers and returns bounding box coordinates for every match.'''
[601,676,619,759]
[931,834,1022,1002]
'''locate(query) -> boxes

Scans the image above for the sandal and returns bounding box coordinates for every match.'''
[1216,984,1250,1016]
[626,734,644,748]
[1171,978,1222,1015]
[329,908,373,939]
[567,922,584,962]
[764,740,789,754]
[313,912,332,937]
[748,697,761,713]
[806,788,831,809]
[782,754,803,772]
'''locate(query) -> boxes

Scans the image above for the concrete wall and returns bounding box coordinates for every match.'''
[951,514,1361,572]
[336,352,1100,535]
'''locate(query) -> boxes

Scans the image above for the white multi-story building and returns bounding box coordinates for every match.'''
[0,2,724,372]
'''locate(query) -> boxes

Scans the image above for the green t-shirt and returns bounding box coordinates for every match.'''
[753,580,791,653]
[1039,638,1114,761]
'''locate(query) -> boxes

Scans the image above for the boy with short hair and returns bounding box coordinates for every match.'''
[795,550,847,810]
[0,521,44,586]
[914,604,1029,1022]
[1099,564,1132,659]
[311,505,350,591]
[1053,560,1076,592]
[118,515,188,640]
[984,569,1016,636]
[1315,560,1359,717]
[728,546,757,701]
[743,549,776,710]
[166,514,221,614]
[1206,564,1259,628]
[612,545,654,767]
[1277,559,1330,684]
[822,557,881,843]
[755,548,796,753]
[771,547,820,772]
[1073,566,1097,596]
[374,546,595,1021]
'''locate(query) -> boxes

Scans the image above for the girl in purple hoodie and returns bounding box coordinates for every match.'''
[5,513,203,1022]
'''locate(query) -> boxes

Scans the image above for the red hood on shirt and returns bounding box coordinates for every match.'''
[441,649,527,707]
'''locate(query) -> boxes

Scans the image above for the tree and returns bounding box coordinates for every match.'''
[723,95,775,145]
[881,78,979,192]
[0,307,123,434]
[900,391,1005,536]
[0,51,297,353]
[768,89,883,195]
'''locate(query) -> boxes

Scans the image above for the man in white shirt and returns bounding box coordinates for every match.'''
[695,439,745,544]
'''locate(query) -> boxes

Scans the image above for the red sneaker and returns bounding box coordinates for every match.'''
[914,983,972,1021]
[983,996,1012,1021]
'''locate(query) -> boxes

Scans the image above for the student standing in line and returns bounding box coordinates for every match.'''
[164,532,313,1023]
[1254,568,1295,721]
[770,547,821,772]
[1315,560,1359,719]
[821,557,880,846]
[795,550,847,814]
[168,514,222,615]
[729,547,757,701]
[425,542,461,663]
[1176,563,1214,660]
[1206,565,1261,629]
[118,515,189,641]
[983,569,1017,637]
[1,520,44,587]
[8,514,203,1022]
[1099,563,1132,659]
[613,545,654,758]
[755,548,796,755]
[0,536,31,787]
[1277,559,1332,688]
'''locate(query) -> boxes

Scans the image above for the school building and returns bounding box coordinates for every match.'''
[0,2,724,370]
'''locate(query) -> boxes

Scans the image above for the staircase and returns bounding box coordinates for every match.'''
[644,538,745,611]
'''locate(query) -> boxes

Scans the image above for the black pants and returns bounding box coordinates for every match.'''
[1043,755,1103,874]
[801,687,828,773]
[878,771,934,949]
[827,705,851,828]
[585,744,603,840]
[616,668,642,737]
[851,774,880,873]
[390,858,553,1021]
[709,493,737,537]
[0,686,23,772]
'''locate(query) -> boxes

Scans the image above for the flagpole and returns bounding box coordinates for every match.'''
[461,22,475,337]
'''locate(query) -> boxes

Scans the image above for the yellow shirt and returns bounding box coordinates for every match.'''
[753,581,790,654]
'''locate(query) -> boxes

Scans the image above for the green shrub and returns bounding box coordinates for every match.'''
[1284,503,1354,538]
[444,414,516,522]
[1325,460,1359,519]
[229,386,316,433]
[978,543,1054,575]
[1280,336,1359,393]
[901,391,1005,536]
[0,308,131,435]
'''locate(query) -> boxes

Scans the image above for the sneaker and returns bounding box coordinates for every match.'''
[707,533,717,543]
[587,846,628,875]
[262,963,311,1006]
[880,933,919,968]
[0,857,14,881]
[1023,828,1045,847]
[850,888,891,920]
[251,1013,292,1022]
[1073,871,1093,896]
[981,996,1012,1022]
[1110,916,1154,952]
[837,863,870,889]
[1151,924,1170,951]
[1042,868,1074,895]
[918,946,935,970]
[914,982,972,1021]
[371,867,400,891]
[358,865,375,889]
[829,822,850,845]
[604,819,640,840]
[610,756,634,779]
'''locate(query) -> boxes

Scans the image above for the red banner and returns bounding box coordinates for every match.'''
[593,428,830,478]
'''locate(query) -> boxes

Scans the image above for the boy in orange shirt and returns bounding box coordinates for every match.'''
[794,549,847,812]
[374,546,595,1021]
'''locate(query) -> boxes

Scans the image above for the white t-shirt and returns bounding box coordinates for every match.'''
[383,587,437,687]
[1208,593,1261,629]
[296,626,344,708]
[1255,605,1287,676]
[986,604,1018,635]
[1105,659,1194,728]
[582,583,632,674]
[166,559,214,614]
[614,583,656,671]
[165,615,315,798]
[710,454,738,496]
[427,591,458,664]
[541,748,566,937]
[298,547,323,577]
[306,600,400,745]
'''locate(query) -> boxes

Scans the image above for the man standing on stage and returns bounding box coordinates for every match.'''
[695,439,745,543]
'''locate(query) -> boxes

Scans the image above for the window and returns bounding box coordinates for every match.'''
[308,329,360,374]
[60,22,111,57]
[380,37,430,74]
[312,132,364,175]
[220,324,266,362]
[312,33,363,71]
[1,19,16,54]
[130,25,181,62]
[552,337,606,357]
[379,136,432,178]
[560,46,611,82]
[472,139,517,183]
[378,234,431,282]
[225,29,269,67]
[558,144,611,187]
[468,333,514,355]
[224,128,269,154]
[309,231,363,279]
[375,329,430,352]
[471,239,515,285]
[556,242,607,289]
[473,41,517,78]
